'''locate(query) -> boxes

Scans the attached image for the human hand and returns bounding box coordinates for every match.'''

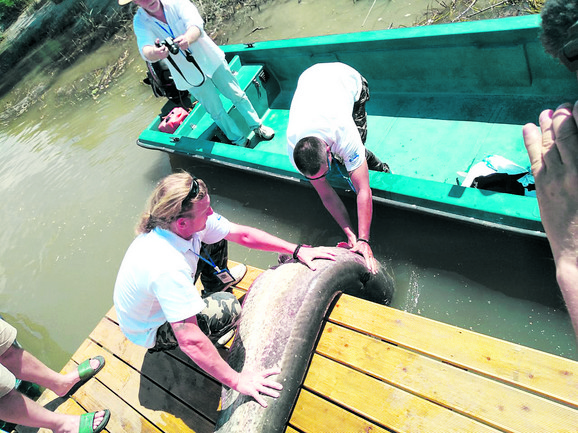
[297,247,337,270]
[173,35,190,51]
[154,38,169,59]
[235,367,283,408]
[350,240,378,274]
[522,102,578,262]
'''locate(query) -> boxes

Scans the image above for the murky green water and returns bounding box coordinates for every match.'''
[0,0,575,375]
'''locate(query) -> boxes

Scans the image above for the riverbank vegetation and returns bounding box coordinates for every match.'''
[0,0,543,123]
[417,0,544,25]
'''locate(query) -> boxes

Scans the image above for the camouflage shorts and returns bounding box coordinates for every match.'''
[352,74,370,144]
[148,292,241,353]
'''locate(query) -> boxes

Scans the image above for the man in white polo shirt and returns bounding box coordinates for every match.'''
[114,172,336,407]
[287,62,389,275]
[121,0,275,146]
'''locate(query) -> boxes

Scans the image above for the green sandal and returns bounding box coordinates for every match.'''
[79,409,110,433]
[67,355,105,396]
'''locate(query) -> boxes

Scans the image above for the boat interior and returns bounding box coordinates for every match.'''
[138,15,578,234]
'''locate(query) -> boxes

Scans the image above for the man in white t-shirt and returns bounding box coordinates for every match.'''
[287,62,389,274]
[114,172,336,407]
[120,0,274,146]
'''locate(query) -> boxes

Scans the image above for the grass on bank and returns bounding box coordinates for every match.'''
[416,0,544,26]
[0,0,543,124]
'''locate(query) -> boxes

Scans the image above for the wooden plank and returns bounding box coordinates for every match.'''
[34,396,102,433]
[232,263,262,292]
[57,359,159,433]
[96,313,226,384]
[316,324,578,433]
[329,294,578,407]
[289,389,390,433]
[70,338,215,433]
[88,317,222,423]
[303,354,501,433]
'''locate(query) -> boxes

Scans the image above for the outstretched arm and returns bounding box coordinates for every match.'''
[141,39,169,62]
[523,101,578,338]
[171,317,282,408]
[310,177,357,246]
[348,161,378,274]
[225,223,337,270]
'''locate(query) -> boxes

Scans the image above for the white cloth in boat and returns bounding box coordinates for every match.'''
[287,62,366,173]
[113,213,231,348]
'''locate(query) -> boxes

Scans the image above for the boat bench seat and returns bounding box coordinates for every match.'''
[33,262,578,432]
[175,55,264,141]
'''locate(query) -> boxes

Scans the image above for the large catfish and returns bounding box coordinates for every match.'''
[215,247,395,432]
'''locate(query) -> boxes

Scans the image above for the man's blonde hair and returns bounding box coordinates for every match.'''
[136,172,207,234]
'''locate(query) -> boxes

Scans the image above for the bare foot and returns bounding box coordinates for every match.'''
[56,358,103,397]
[57,410,108,433]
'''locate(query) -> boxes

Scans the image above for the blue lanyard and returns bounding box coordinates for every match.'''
[191,246,221,271]
[153,20,205,87]
[154,21,186,60]
[155,21,175,39]
[330,156,357,194]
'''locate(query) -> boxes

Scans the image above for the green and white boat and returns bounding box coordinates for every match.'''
[136,14,577,238]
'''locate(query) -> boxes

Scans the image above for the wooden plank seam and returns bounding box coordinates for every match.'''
[327,296,578,409]
[319,312,578,432]
[66,349,113,433]
[287,313,395,433]
[97,316,220,427]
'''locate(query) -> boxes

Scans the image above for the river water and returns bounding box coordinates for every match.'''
[0,0,575,375]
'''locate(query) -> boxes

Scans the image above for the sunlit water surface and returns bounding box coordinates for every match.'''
[0,1,575,374]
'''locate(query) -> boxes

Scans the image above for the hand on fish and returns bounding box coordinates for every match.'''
[337,241,378,274]
[235,367,283,408]
[296,246,338,270]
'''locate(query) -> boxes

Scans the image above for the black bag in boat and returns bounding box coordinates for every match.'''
[472,172,534,195]
[143,60,192,107]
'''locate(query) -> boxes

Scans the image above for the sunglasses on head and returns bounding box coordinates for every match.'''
[181,177,199,210]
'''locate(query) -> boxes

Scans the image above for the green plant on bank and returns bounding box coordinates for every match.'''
[526,0,545,14]
[417,0,542,26]
[0,0,33,27]
[194,0,270,41]
[0,0,134,95]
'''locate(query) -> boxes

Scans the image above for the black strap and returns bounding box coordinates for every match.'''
[293,244,303,261]
[165,49,205,88]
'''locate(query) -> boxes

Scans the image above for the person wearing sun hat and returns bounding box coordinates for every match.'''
[120,0,275,146]
[0,317,110,432]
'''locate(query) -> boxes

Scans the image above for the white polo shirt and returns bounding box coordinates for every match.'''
[133,0,226,90]
[287,62,365,173]
[113,213,230,348]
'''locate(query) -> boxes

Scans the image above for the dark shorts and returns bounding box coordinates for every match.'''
[352,74,389,172]
[352,74,370,144]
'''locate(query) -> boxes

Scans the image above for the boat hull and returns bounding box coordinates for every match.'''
[137,15,578,237]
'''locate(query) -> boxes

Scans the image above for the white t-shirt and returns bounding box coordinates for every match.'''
[287,62,365,173]
[113,213,231,348]
[133,0,226,90]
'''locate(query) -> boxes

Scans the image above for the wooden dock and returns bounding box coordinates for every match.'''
[29,262,578,432]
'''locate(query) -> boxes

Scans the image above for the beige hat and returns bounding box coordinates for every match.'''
[118,0,133,5]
